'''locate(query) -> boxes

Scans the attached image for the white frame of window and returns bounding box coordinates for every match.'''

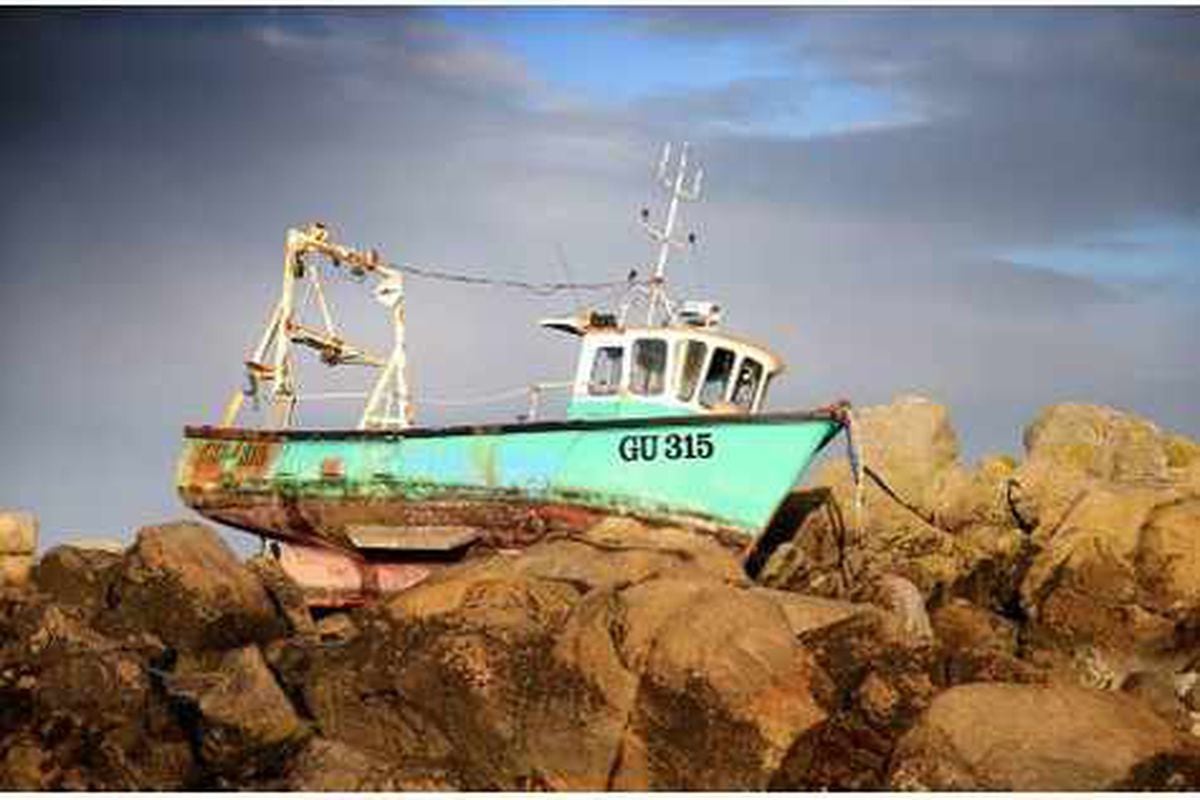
[570,327,783,414]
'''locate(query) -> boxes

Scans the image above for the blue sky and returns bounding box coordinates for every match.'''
[1004,221,1200,288]
[435,7,899,137]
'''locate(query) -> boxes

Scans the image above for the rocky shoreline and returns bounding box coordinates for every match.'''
[2,397,1199,790]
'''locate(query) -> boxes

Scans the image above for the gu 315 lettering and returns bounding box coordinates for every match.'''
[618,432,714,463]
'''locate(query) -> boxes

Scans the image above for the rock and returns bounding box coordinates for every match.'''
[860,574,934,645]
[1166,433,1200,470]
[294,531,836,792]
[1010,404,1177,534]
[512,517,747,591]
[0,555,33,590]
[931,455,1019,534]
[0,603,193,789]
[1138,498,1200,612]
[246,554,317,640]
[165,645,309,781]
[275,737,401,791]
[0,511,37,555]
[329,515,751,785]
[1020,486,1200,673]
[889,682,1200,790]
[315,612,358,644]
[271,736,460,791]
[771,603,937,789]
[759,397,1029,608]
[751,589,865,636]
[850,395,961,507]
[1024,403,1170,484]
[0,734,52,790]
[947,523,1031,613]
[931,599,1044,685]
[613,582,828,790]
[296,561,578,788]
[931,599,1017,655]
[110,522,284,651]
[524,578,834,791]
[1183,674,1200,713]
[34,543,123,614]
[1121,670,1189,730]
[520,585,650,790]
[0,511,37,590]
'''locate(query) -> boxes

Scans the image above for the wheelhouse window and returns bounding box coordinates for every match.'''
[676,340,707,402]
[588,346,624,396]
[731,358,764,410]
[698,347,736,408]
[630,338,667,396]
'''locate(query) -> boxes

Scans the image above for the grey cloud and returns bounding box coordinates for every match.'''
[618,9,1200,253]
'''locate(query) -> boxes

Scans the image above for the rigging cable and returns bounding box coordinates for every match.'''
[386,259,644,296]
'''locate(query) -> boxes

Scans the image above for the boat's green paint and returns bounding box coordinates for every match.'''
[179,413,842,540]
[565,396,693,421]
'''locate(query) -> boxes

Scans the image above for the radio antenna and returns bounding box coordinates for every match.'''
[637,141,703,326]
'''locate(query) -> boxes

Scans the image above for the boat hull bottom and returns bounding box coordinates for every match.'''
[274,542,439,607]
[181,487,752,559]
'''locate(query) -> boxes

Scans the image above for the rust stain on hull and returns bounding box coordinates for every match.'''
[179,485,747,558]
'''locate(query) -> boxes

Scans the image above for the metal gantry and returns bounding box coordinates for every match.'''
[221,222,413,431]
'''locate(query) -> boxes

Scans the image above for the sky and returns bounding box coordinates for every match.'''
[1,7,1198,551]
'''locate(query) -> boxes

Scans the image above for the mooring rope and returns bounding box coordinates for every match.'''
[839,403,942,536]
[842,405,867,537]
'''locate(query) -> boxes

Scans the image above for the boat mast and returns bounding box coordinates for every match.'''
[637,142,704,326]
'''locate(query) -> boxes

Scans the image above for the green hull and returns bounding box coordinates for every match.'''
[177,411,843,552]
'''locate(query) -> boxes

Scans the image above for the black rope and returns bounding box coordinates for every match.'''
[862,464,937,527]
[392,261,642,296]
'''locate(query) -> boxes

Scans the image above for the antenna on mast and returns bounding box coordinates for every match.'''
[635,141,703,326]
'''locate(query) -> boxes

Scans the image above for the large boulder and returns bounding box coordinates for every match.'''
[930,599,1045,685]
[109,522,284,651]
[522,578,835,791]
[1024,403,1171,483]
[759,397,1029,611]
[284,516,836,791]
[33,542,124,615]
[0,555,33,591]
[1019,486,1200,677]
[0,602,193,789]
[850,395,962,507]
[0,510,37,554]
[0,511,37,589]
[0,733,53,790]
[888,682,1200,790]
[511,517,747,591]
[292,556,578,789]
[165,645,309,782]
[930,455,1020,534]
[771,601,938,789]
[245,554,317,641]
[611,582,828,790]
[272,737,414,791]
[1009,404,1179,533]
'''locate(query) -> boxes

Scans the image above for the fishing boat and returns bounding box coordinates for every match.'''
[176,144,850,602]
